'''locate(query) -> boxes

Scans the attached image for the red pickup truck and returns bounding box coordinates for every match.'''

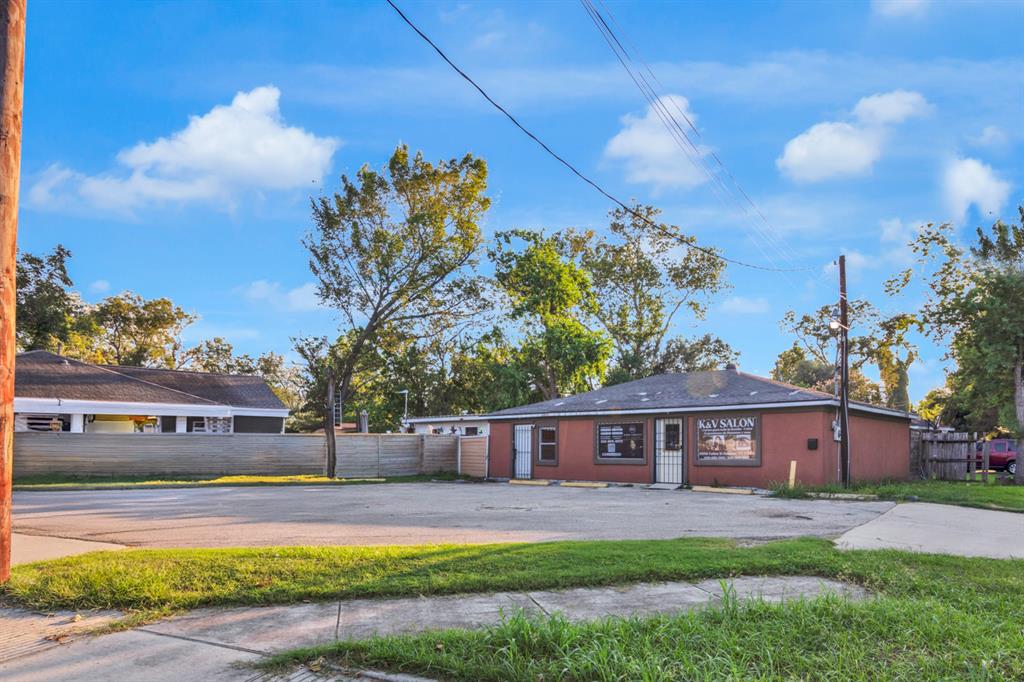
[975,439,1017,475]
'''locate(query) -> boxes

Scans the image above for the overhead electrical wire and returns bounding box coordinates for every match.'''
[579,0,807,275]
[385,0,813,274]
[577,0,790,274]
[587,0,804,268]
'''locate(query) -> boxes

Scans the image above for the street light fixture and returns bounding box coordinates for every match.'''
[397,389,409,426]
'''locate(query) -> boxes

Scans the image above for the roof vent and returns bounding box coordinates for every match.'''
[725,362,738,372]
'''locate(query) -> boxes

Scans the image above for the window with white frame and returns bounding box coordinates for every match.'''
[539,426,557,463]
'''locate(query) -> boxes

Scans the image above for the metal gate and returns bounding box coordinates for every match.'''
[655,418,684,485]
[513,424,533,479]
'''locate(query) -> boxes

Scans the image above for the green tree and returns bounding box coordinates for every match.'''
[300,145,490,473]
[449,329,537,412]
[871,314,918,411]
[184,337,302,410]
[891,208,1024,482]
[490,229,612,399]
[771,342,883,405]
[605,334,738,386]
[90,292,195,367]
[15,244,77,351]
[778,301,891,404]
[583,204,728,381]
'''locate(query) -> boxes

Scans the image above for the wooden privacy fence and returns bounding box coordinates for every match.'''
[457,435,489,478]
[13,433,326,477]
[334,433,457,478]
[14,432,460,478]
[912,431,990,481]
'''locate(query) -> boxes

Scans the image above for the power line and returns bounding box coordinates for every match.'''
[385,0,812,274]
[581,0,805,273]
[578,0,792,274]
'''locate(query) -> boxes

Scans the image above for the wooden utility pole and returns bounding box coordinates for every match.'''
[838,255,851,487]
[323,365,337,477]
[1,0,26,584]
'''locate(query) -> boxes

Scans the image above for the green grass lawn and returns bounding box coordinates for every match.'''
[772,478,1024,512]
[275,592,1024,680]
[12,472,464,490]
[6,537,1024,678]
[249,539,1023,681]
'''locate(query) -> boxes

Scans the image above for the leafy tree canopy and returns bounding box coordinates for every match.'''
[583,204,727,382]
[889,208,1024,481]
[15,244,77,352]
[490,229,611,400]
[301,144,490,413]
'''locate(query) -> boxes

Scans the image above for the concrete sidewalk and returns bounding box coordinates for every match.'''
[11,532,126,566]
[0,576,867,681]
[836,502,1024,559]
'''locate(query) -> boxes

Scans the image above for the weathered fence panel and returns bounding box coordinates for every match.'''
[13,432,326,477]
[423,435,458,473]
[14,432,460,478]
[918,432,988,481]
[458,435,488,478]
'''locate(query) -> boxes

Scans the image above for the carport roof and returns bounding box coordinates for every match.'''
[487,369,909,419]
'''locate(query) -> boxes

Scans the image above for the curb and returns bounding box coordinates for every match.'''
[690,485,754,495]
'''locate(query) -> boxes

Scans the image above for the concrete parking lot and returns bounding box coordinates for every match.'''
[12,482,894,549]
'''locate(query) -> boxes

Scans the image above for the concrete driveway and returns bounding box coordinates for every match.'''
[836,501,1024,559]
[12,482,894,549]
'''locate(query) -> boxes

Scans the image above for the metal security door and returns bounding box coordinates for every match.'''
[655,418,684,485]
[513,424,533,479]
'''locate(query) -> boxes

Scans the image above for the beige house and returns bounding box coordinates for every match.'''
[14,350,288,434]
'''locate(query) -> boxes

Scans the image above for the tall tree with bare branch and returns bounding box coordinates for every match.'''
[300,144,489,476]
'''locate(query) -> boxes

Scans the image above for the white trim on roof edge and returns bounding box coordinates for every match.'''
[486,399,909,421]
[405,415,488,423]
[13,397,288,419]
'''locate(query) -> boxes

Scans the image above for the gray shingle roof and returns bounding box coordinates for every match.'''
[487,369,906,418]
[111,365,285,410]
[15,351,285,410]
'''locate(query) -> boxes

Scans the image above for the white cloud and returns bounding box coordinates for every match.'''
[824,250,876,276]
[880,217,908,243]
[852,90,932,125]
[879,217,928,265]
[776,122,883,183]
[943,157,1011,222]
[777,90,929,183]
[241,280,321,312]
[88,279,110,294]
[604,95,708,192]
[721,296,770,314]
[871,0,930,18]
[969,125,1010,150]
[29,86,339,215]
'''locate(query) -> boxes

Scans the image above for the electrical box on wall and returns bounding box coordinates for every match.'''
[807,438,819,450]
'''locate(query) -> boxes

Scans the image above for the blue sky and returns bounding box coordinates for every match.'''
[18,0,1024,401]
